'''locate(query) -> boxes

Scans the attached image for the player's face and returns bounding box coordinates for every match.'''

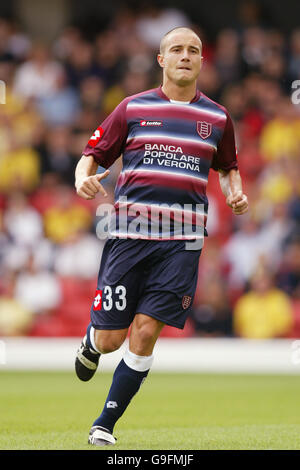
[158,31,203,86]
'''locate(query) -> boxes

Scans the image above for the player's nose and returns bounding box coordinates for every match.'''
[181,49,191,60]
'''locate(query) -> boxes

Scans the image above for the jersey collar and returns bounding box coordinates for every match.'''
[156,85,201,103]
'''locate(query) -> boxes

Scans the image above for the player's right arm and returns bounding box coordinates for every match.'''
[75,155,110,200]
[75,98,129,200]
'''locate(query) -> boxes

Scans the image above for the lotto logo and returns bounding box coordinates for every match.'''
[140,120,163,127]
[88,126,104,147]
[93,290,102,311]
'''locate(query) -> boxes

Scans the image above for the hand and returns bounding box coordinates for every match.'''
[226,190,248,215]
[76,170,110,200]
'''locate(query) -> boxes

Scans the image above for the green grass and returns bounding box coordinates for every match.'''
[1,371,300,450]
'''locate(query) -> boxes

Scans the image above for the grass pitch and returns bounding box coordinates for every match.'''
[1,371,300,450]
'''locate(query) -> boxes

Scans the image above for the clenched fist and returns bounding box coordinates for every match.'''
[226,190,249,215]
[76,170,110,200]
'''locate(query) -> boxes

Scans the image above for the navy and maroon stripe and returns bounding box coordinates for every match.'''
[82,86,238,240]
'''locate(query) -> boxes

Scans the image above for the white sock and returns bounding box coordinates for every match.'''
[89,326,101,354]
[123,349,154,372]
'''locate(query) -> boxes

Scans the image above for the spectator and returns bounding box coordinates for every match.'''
[277,240,300,299]
[0,17,31,61]
[191,275,233,337]
[222,213,264,289]
[196,62,221,102]
[241,27,268,71]
[64,39,100,88]
[79,75,105,112]
[43,184,92,243]
[3,192,43,248]
[52,26,82,62]
[0,209,9,278]
[0,271,34,336]
[258,159,296,209]
[37,126,77,185]
[288,29,300,82]
[14,254,62,315]
[233,265,293,338]
[13,42,64,100]
[135,4,190,50]
[0,140,40,194]
[102,70,150,115]
[53,229,104,279]
[36,69,80,126]
[94,30,125,86]
[259,97,300,161]
[259,201,296,270]
[214,29,244,86]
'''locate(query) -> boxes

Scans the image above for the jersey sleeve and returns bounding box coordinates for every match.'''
[82,99,128,168]
[211,111,238,172]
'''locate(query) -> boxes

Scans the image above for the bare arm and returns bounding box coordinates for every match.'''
[75,155,110,200]
[218,168,249,215]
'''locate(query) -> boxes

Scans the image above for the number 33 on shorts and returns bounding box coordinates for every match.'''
[93,286,127,312]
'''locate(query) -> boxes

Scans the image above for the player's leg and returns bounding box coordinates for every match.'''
[75,238,139,382]
[75,324,128,382]
[90,241,202,441]
[88,313,164,446]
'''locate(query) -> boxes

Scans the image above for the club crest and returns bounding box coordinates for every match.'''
[197,121,212,139]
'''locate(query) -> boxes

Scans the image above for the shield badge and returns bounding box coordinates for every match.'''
[197,121,212,139]
[182,295,192,310]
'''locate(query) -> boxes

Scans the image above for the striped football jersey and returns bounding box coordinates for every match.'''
[83,86,238,240]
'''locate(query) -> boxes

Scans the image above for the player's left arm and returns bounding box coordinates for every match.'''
[212,110,249,215]
[218,168,248,215]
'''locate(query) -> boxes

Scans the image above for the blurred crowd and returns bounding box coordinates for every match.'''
[0,3,299,339]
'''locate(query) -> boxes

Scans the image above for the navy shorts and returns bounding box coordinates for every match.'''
[91,238,202,330]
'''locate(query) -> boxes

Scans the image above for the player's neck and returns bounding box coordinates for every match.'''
[161,81,197,103]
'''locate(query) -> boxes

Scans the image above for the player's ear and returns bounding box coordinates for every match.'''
[199,56,204,71]
[157,53,164,68]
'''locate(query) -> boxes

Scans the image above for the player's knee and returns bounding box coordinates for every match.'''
[134,325,157,350]
[99,345,118,354]
[95,333,125,354]
[95,340,119,354]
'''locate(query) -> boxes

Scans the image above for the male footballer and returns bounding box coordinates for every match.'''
[74,27,248,446]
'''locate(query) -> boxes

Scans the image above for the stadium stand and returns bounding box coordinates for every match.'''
[0,4,299,339]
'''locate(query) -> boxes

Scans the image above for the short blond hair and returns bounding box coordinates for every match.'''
[159,27,202,54]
